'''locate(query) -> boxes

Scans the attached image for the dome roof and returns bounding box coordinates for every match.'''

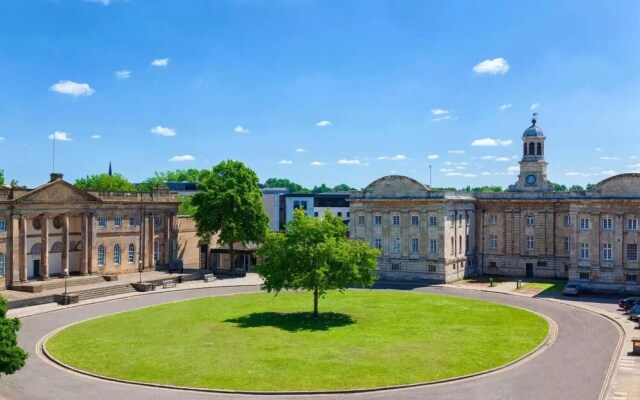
[523,116,544,137]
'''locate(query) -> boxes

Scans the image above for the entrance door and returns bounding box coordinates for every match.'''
[525,263,534,278]
[33,260,40,279]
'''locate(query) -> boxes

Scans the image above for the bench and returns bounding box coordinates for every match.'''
[203,273,217,283]
[162,280,176,289]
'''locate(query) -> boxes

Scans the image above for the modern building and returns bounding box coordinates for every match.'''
[313,192,350,224]
[350,116,640,294]
[0,173,181,289]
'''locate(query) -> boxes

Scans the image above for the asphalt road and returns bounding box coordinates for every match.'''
[0,286,620,400]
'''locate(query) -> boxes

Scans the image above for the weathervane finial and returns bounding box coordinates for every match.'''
[532,112,538,126]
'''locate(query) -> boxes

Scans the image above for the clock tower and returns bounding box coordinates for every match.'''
[509,114,554,192]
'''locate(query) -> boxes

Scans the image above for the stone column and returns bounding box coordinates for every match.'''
[80,213,89,275]
[89,213,97,274]
[148,213,155,268]
[40,214,50,280]
[61,214,69,277]
[164,214,171,265]
[19,217,27,282]
[9,216,20,287]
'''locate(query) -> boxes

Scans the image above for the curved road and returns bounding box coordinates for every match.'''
[1,286,620,400]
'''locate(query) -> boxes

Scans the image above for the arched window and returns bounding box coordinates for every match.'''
[30,243,42,255]
[537,142,542,156]
[114,244,121,265]
[97,245,105,266]
[51,242,63,253]
[128,244,135,264]
[526,214,535,225]
[154,241,159,261]
[0,253,5,277]
[529,142,535,155]
[523,142,527,156]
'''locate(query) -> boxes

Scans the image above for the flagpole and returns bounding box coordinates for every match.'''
[52,133,56,172]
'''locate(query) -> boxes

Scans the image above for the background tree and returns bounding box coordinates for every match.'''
[0,296,28,376]
[192,161,269,270]
[256,209,380,317]
[74,173,137,191]
[569,184,584,191]
[137,169,205,192]
[0,169,3,185]
[177,195,197,216]
[332,183,354,192]
[264,178,309,193]
[311,183,332,193]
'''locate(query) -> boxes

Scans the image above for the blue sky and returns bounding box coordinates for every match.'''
[2,0,640,189]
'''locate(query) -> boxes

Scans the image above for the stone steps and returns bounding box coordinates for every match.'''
[71,284,138,302]
[39,276,106,291]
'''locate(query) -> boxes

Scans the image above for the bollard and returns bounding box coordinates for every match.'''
[517,279,522,289]
[489,277,494,287]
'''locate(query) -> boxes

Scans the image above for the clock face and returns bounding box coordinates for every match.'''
[526,174,537,185]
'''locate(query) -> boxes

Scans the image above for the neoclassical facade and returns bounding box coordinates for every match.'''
[0,173,180,289]
[350,117,640,293]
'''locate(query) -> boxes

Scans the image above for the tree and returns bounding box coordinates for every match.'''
[137,169,205,192]
[332,183,354,192]
[569,184,584,191]
[549,181,568,192]
[264,178,309,193]
[0,169,3,185]
[311,183,332,193]
[192,161,269,270]
[0,296,28,376]
[177,195,197,216]
[74,173,137,191]
[256,209,380,317]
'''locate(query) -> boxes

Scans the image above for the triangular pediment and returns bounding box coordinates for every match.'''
[14,180,101,203]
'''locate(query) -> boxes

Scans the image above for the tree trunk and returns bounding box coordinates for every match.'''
[313,286,319,318]
[229,242,235,272]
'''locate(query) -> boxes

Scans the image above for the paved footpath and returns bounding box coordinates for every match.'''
[0,277,624,400]
[442,282,640,400]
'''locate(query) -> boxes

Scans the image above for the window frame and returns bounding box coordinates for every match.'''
[602,217,613,231]
[411,237,419,254]
[97,245,105,266]
[98,217,106,229]
[374,215,382,225]
[429,216,438,226]
[627,243,638,262]
[114,217,122,228]
[602,243,612,261]
[628,218,638,231]
[128,243,135,264]
[391,237,401,253]
[429,238,438,254]
[129,217,137,227]
[489,234,497,250]
[0,219,5,232]
[411,215,419,226]
[0,252,4,277]
[525,235,534,251]
[392,215,400,226]
[525,214,534,226]
[374,237,382,250]
[357,215,365,225]
[580,218,590,230]
[564,236,571,252]
[580,242,590,260]
[113,244,121,265]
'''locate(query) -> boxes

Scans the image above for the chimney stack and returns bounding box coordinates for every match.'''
[50,173,64,182]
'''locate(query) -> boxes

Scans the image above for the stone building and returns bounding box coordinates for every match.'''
[0,173,181,289]
[351,117,640,293]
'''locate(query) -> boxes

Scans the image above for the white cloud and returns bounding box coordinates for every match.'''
[565,171,591,177]
[444,161,453,165]
[472,58,509,75]
[506,166,520,173]
[85,0,112,5]
[530,103,540,111]
[481,172,491,176]
[462,173,477,178]
[49,80,95,96]
[495,157,510,162]
[48,131,72,141]
[629,163,640,168]
[481,155,497,160]
[315,120,332,127]
[446,172,463,176]
[151,125,176,137]
[310,161,325,166]
[471,138,513,147]
[90,134,101,139]
[169,155,195,162]
[433,115,456,122]
[600,156,620,161]
[0,137,5,142]
[115,70,131,79]
[377,154,406,161]
[431,109,450,116]
[295,148,308,153]
[278,160,293,165]
[458,162,469,166]
[234,125,249,134]
[600,170,616,175]
[630,156,638,160]
[427,154,439,160]
[440,168,455,172]
[337,159,361,165]
[448,150,465,154]
[151,58,170,67]
[595,147,602,152]
[499,104,512,111]
[455,166,466,170]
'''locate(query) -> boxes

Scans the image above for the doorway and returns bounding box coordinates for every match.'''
[33,260,40,279]
[525,263,534,278]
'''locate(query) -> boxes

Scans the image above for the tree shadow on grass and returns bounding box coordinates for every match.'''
[224,312,355,332]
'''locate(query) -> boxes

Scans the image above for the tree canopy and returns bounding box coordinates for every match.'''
[256,209,380,317]
[192,161,269,268]
[0,296,28,376]
[0,169,3,186]
[74,173,137,191]
[264,178,309,193]
[177,195,197,216]
[137,169,205,192]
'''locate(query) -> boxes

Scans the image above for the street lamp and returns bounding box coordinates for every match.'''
[138,259,143,283]
[63,267,68,295]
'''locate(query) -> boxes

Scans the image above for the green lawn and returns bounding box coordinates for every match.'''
[46,290,548,391]
[518,282,565,294]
